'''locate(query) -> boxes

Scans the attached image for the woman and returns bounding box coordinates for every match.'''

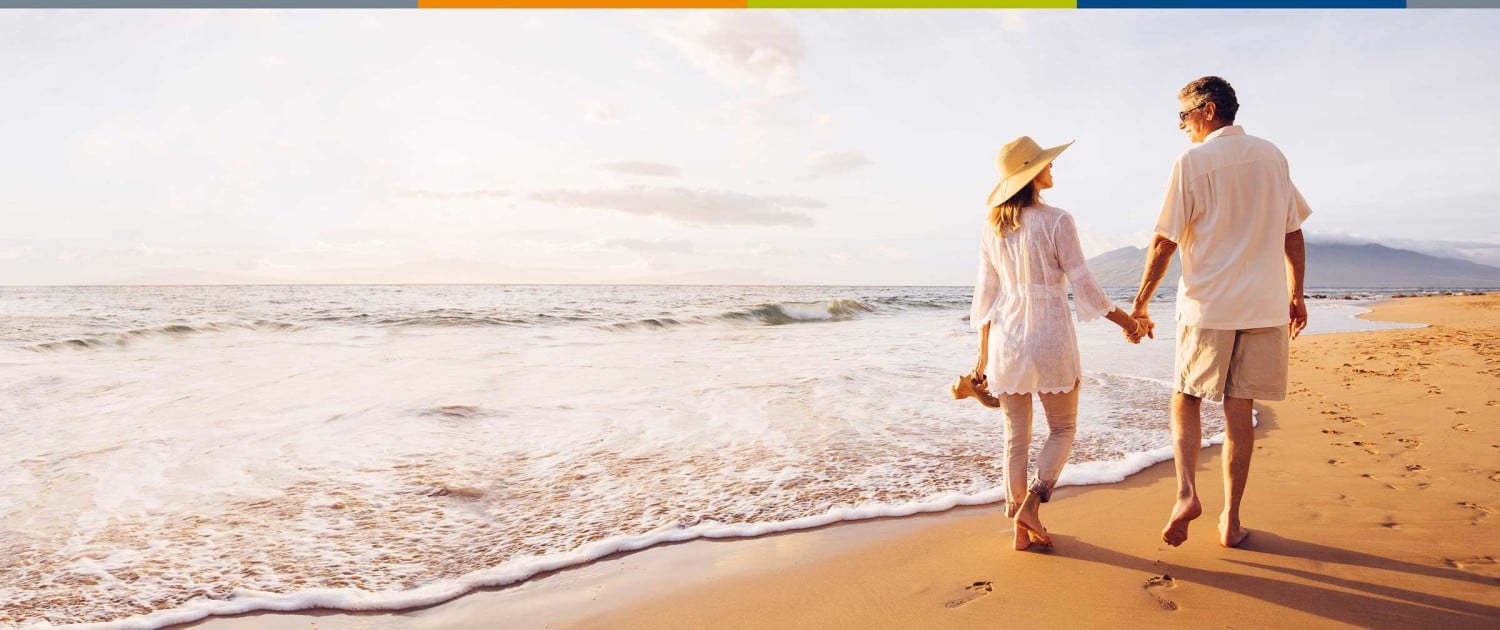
[954,136,1149,551]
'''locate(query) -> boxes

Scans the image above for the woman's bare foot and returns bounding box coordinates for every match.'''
[1012,525,1032,551]
[1013,493,1053,547]
[1161,496,1201,547]
[1219,515,1250,548]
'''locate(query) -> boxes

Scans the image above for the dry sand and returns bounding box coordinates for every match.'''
[187,294,1500,630]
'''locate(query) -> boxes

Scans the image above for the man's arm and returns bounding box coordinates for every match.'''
[1286,229,1307,339]
[1131,234,1178,337]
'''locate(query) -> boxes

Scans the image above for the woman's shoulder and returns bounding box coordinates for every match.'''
[1028,204,1071,225]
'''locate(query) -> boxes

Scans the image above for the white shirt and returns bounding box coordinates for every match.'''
[970,205,1117,395]
[1155,125,1313,330]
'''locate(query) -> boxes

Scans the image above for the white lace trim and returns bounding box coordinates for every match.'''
[993,385,1079,396]
[1073,298,1114,323]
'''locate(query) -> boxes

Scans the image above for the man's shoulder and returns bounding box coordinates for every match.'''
[1236,131,1285,155]
[1180,131,1285,170]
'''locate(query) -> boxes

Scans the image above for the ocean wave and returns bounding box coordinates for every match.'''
[719,298,876,325]
[604,298,881,331]
[22,320,304,353]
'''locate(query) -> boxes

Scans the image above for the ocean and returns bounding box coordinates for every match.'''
[0,285,1432,628]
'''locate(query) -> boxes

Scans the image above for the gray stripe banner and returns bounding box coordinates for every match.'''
[1407,1,1500,6]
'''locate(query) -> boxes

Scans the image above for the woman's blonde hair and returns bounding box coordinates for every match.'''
[988,182,1041,237]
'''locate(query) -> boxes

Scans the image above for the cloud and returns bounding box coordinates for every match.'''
[531,186,819,227]
[595,161,681,177]
[802,150,871,181]
[585,100,619,123]
[663,12,806,98]
[600,238,694,253]
[0,245,30,261]
[396,189,510,201]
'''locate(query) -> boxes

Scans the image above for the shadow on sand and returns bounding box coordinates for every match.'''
[1050,534,1500,627]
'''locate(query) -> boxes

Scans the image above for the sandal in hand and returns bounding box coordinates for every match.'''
[951,373,1002,408]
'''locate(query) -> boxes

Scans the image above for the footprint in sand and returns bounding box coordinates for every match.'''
[944,581,993,608]
[1444,556,1500,579]
[1489,472,1500,483]
[1458,502,1496,522]
[1397,437,1422,450]
[1327,459,1347,466]
[1453,423,1474,432]
[1144,574,1179,611]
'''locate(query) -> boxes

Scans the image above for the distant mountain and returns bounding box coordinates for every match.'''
[1087,242,1500,288]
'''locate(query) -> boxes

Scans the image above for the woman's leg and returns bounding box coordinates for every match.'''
[1000,392,1033,519]
[1013,381,1079,547]
[1031,380,1081,501]
[1000,392,1034,550]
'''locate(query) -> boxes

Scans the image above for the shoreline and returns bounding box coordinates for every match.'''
[129,294,1500,628]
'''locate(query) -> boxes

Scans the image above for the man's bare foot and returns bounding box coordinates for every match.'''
[1219,517,1250,548]
[1161,497,1201,547]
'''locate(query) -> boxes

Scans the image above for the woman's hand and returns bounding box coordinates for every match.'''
[1129,316,1155,343]
[1106,308,1151,344]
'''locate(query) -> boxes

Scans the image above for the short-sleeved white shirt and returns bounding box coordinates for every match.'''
[1155,125,1313,330]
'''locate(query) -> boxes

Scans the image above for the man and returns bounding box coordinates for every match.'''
[1133,76,1312,548]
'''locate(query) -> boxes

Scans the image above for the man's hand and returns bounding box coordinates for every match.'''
[1134,316,1155,340]
[1289,295,1308,340]
[1131,308,1155,340]
[1128,312,1158,342]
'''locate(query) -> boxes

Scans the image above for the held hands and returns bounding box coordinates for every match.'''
[1123,308,1155,344]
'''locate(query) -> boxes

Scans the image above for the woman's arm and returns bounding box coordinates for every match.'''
[1105,307,1145,344]
[1053,213,1118,323]
[973,321,991,377]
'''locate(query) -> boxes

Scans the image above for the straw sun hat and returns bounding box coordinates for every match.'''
[985,136,1074,208]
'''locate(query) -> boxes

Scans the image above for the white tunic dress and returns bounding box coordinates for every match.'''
[969,205,1117,395]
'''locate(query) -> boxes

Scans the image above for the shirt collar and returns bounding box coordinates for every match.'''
[1205,124,1244,141]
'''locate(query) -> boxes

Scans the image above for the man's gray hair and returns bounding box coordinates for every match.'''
[1180,76,1239,124]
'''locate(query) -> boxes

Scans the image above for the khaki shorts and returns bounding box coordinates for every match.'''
[1175,324,1289,402]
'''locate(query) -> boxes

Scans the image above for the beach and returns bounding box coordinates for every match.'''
[168,293,1500,630]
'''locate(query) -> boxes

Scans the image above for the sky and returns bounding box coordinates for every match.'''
[2,9,1498,286]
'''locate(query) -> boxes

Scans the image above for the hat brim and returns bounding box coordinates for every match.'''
[986,140,1074,208]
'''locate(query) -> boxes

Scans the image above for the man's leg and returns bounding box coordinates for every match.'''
[1218,325,1288,548]
[1220,396,1255,547]
[1162,392,1204,546]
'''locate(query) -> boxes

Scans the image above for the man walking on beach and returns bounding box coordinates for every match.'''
[1132,76,1312,548]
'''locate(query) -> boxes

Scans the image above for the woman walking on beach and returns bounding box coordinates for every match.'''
[954,136,1149,550]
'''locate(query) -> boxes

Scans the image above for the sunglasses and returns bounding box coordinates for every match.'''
[1178,102,1207,122]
